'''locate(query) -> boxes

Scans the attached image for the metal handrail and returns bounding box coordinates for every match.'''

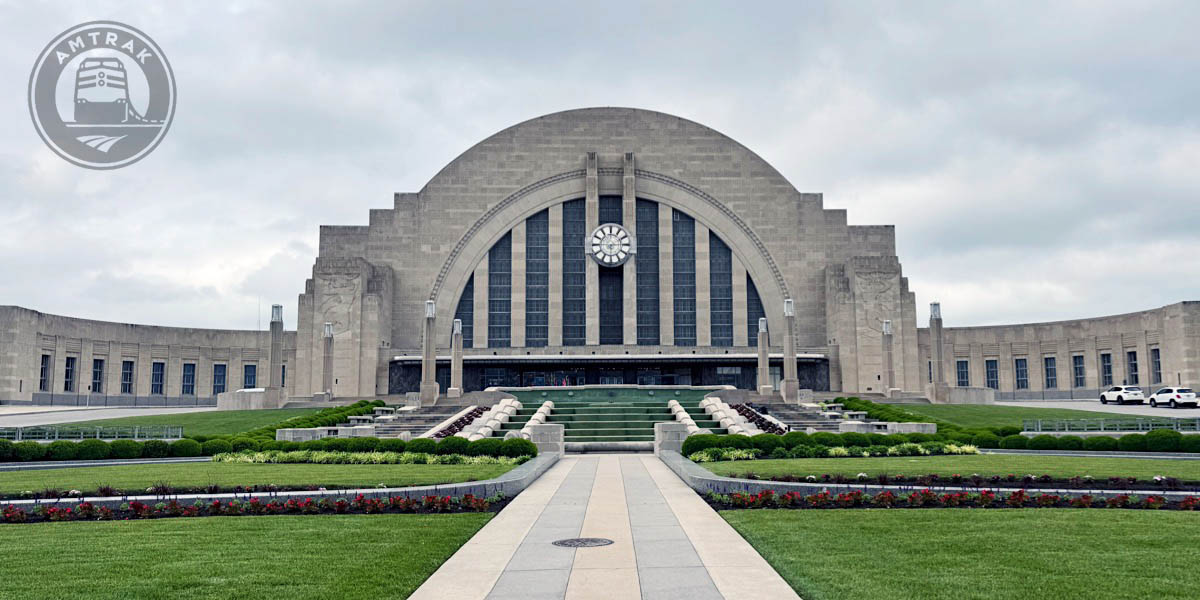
[1023,418,1200,433]
[0,425,183,441]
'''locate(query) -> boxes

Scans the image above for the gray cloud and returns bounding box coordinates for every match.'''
[0,0,1198,331]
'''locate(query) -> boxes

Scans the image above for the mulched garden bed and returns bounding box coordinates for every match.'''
[1,493,509,525]
[706,489,1200,511]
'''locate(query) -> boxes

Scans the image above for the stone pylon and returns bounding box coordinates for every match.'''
[269,304,284,389]
[419,300,441,404]
[756,317,773,395]
[780,299,800,403]
[448,318,463,398]
[321,322,334,396]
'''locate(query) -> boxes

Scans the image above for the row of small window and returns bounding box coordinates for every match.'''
[947,349,1163,389]
[38,355,265,395]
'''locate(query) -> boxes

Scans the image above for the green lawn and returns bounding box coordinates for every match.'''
[703,455,1200,480]
[0,513,489,599]
[724,509,1200,600]
[62,408,320,437]
[892,403,1140,429]
[0,462,514,496]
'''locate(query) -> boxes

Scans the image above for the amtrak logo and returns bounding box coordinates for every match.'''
[28,21,176,169]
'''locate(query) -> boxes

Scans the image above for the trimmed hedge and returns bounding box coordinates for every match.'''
[230,437,260,453]
[1145,430,1183,452]
[14,441,46,461]
[682,434,721,456]
[377,438,408,453]
[971,432,1001,449]
[1117,434,1147,452]
[1056,435,1084,451]
[171,439,203,457]
[1181,435,1200,453]
[750,433,784,453]
[109,439,143,459]
[45,440,78,461]
[780,431,811,449]
[201,439,233,456]
[1027,435,1059,450]
[405,438,437,454]
[0,439,13,461]
[500,437,538,458]
[77,439,111,460]
[466,438,501,457]
[346,437,380,453]
[436,436,470,455]
[1083,436,1118,451]
[999,435,1028,449]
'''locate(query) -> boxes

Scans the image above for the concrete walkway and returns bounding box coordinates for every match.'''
[411,454,798,600]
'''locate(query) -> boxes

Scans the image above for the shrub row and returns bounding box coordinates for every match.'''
[707,489,1199,511]
[682,431,973,457]
[1,493,500,524]
[0,434,534,462]
[211,449,531,465]
[190,400,386,444]
[995,430,1200,453]
[688,441,979,463]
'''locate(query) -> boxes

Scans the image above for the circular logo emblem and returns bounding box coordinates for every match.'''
[589,223,633,266]
[28,21,176,169]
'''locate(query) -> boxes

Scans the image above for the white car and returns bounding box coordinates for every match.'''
[1099,386,1144,405]
[1148,387,1197,408]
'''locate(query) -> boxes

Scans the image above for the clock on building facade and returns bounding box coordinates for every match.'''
[589,223,632,266]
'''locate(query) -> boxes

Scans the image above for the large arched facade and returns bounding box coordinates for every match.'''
[292,108,922,397]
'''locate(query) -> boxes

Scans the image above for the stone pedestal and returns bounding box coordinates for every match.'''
[527,423,565,457]
[780,302,800,403]
[654,422,689,457]
[419,301,440,404]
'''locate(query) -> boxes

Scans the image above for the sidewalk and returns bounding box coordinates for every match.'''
[410,454,798,600]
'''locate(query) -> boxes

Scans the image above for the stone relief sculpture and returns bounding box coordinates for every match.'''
[317,273,361,335]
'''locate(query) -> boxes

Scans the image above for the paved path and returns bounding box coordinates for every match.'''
[997,400,1198,418]
[411,454,798,600]
[0,407,215,427]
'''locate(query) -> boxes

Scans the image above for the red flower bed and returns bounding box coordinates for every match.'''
[705,489,1200,511]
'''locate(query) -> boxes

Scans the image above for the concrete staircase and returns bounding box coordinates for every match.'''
[750,402,844,433]
[372,406,462,438]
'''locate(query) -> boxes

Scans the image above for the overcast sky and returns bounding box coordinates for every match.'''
[2,1,1198,331]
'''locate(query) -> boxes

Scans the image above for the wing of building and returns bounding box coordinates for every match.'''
[2,108,1196,405]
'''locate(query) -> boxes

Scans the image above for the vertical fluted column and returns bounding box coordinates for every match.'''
[882,319,895,394]
[448,318,463,398]
[756,318,772,395]
[419,300,440,403]
[781,299,800,403]
[321,322,334,396]
[585,152,600,345]
[622,152,638,345]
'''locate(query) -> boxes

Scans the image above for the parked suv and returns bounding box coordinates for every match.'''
[1147,387,1197,408]
[1099,386,1144,405]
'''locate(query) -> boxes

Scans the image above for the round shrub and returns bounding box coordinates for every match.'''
[257,440,282,451]
[406,438,437,454]
[76,439,111,460]
[717,434,754,450]
[109,439,143,459]
[1028,435,1060,450]
[945,431,975,444]
[324,438,352,452]
[45,440,78,461]
[278,441,302,452]
[999,435,1028,450]
[811,432,843,447]
[301,439,328,451]
[347,437,380,453]
[1144,429,1183,452]
[905,433,934,444]
[971,432,1001,449]
[139,439,171,458]
[13,441,46,461]
[190,435,210,443]
[867,433,891,446]
[995,426,1022,437]
[500,437,538,458]
[839,432,871,448]
[1083,436,1118,451]
[1117,434,1147,452]
[230,437,260,453]
[466,438,501,457]
[885,434,910,444]
[750,433,784,453]
[201,439,233,456]
[170,438,202,457]
[0,439,13,461]
[1056,435,1084,451]
[1180,435,1200,453]
[377,438,408,453]
[436,436,470,455]
[780,431,811,449]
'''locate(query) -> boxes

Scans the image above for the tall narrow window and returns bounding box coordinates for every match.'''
[91,359,104,394]
[598,195,622,223]
[747,275,766,347]
[1151,348,1161,384]
[281,365,286,389]
[243,364,257,388]
[150,362,165,395]
[121,360,134,394]
[1044,356,1057,389]
[562,199,586,345]
[39,354,50,392]
[955,360,969,387]
[1126,351,1138,385]
[64,356,76,392]
[985,359,998,389]
[454,275,474,348]
[636,199,659,345]
[598,267,624,344]
[709,232,733,347]
[181,363,196,395]
[1072,355,1085,388]
[1100,353,1113,386]
[212,364,227,395]
[487,231,512,348]
[525,209,549,347]
[672,209,696,346]
[1015,358,1029,390]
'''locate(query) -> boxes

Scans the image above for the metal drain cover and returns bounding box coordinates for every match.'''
[552,538,614,548]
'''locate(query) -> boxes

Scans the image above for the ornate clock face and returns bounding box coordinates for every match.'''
[589,223,632,266]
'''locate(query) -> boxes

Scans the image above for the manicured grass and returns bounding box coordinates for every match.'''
[0,513,490,599]
[63,408,321,437]
[893,403,1140,429]
[724,509,1200,600]
[703,455,1200,480]
[0,462,514,495]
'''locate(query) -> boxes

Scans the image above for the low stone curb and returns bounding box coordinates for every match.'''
[657,450,1200,499]
[2,453,559,510]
